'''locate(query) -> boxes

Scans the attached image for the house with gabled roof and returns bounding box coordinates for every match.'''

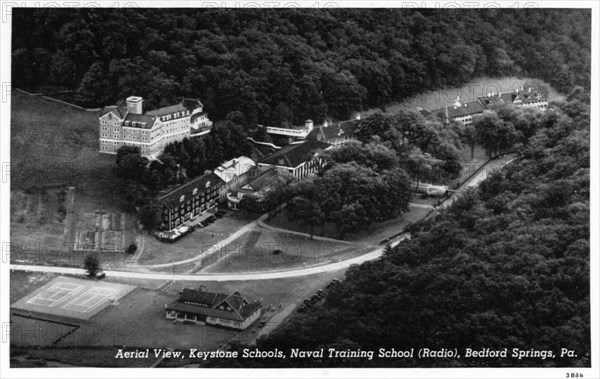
[99,96,212,159]
[257,140,332,179]
[213,156,257,194]
[477,85,548,110]
[226,168,289,210]
[165,288,262,330]
[305,119,360,146]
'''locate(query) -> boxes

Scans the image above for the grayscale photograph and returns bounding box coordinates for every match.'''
[0,2,596,378]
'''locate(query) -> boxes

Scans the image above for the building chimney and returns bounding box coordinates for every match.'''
[454,96,461,107]
[305,119,314,131]
[126,96,143,114]
[528,87,532,93]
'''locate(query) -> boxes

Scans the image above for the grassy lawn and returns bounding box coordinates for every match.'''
[10,92,136,266]
[266,205,432,246]
[11,346,155,368]
[137,210,256,266]
[10,271,58,303]
[10,270,346,367]
[201,227,363,273]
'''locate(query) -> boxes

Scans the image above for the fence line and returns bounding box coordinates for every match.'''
[15,87,100,112]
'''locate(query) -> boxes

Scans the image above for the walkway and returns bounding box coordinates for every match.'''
[440,154,516,209]
[10,235,411,281]
[137,219,257,269]
[257,212,368,247]
[10,257,360,281]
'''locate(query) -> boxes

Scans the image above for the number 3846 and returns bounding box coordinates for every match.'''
[566,373,583,378]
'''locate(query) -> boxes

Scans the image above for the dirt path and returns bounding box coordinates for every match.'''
[135,220,257,269]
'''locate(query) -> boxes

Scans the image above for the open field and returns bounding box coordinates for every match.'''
[10,189,66,250]
[138,210,256,266]
[201,227,363,273]
[267,205,432,246]
[11,346,156,368]
[364,75,563,116]
[10,269,345,367]
[10,91,136,266]
[10,316,79,347]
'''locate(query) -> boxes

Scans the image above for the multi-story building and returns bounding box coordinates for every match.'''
[213,156,257,193]
[477,85,548,110]
[429,85,548,125]
[99,96,212,159]
[157,173,225,231]
[429,98,487,127]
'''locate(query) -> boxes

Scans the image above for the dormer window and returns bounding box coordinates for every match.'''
[180,195,185,202]
[205,181,211,188]
[192,188,198,196]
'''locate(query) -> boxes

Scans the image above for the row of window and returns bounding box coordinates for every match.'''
[100,120,121,126]
[160,110,190,122]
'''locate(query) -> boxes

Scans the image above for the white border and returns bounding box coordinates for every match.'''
[0,1,598,379]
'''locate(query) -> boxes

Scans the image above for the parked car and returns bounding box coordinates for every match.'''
[94,270,105,279]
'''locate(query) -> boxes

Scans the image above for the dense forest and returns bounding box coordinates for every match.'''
[12,8,591,368]
[206,89,591,368]
[13,8,590,125]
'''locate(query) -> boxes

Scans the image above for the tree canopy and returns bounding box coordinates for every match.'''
[12,9,591,124]
[205,94,590,368]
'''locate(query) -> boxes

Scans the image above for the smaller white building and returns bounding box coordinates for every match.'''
[213,156,257,195]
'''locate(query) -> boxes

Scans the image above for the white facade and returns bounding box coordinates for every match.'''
[99,96,212,159]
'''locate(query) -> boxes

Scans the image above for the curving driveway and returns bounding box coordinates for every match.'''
[9,235,415,282]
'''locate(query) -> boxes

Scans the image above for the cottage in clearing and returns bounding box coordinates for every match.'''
[166,288,262,330]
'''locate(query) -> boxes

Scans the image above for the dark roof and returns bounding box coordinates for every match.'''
[146,103,188,117]
[432,101,486,119]
[182,98,203,111]
[158,173,225,209]
[100,105,128,119]
[258,140,331,168]
[240,169,280,193]
[190,111,209,123]
[146,98,202,117]
[166,301,262,322]
[167,288,262,322]
[123,113,157,129]
[478,90,547,107]
[306,120,360,142]
[418,108,433,117]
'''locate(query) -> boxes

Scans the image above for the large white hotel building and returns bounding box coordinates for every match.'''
[99,96,212,159]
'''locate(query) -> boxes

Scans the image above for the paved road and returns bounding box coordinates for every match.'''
[10,245,385,282]
[441,154,516,209]
[8,234,419,282]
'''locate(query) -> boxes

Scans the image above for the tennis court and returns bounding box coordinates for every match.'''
[11,276,136,320]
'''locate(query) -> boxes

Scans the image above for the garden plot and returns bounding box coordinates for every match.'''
[72,211,125,253]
